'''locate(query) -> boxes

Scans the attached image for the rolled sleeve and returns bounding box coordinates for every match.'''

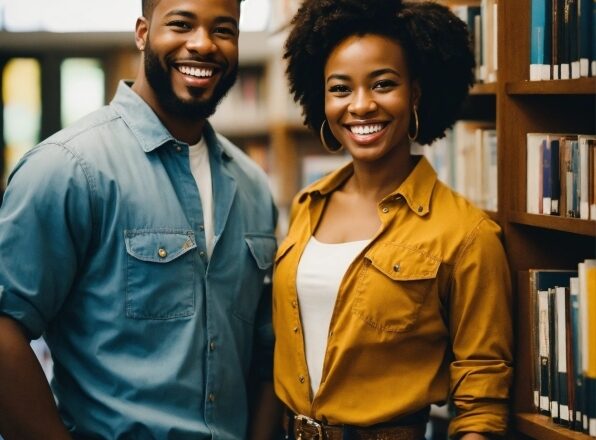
[448,218,514,437]
[0,143,93,339]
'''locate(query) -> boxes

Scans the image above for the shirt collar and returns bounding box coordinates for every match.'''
[299,156,437,217]
[110,80,230,161]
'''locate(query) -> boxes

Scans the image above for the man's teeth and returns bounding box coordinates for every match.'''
[350,124,384,135]
[178,66,214,78]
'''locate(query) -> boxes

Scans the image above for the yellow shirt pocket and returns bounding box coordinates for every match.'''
[352,242,441,333]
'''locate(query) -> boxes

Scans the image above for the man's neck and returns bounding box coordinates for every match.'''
[131,76,206,145]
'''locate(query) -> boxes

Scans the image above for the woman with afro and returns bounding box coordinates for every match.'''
[272,0,513,439]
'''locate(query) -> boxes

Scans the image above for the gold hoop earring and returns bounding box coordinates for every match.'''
[408,106,419,142]
[319,120,343,153]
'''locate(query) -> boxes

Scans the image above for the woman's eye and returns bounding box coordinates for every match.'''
[373,80,397,90]
[328,84,350,94]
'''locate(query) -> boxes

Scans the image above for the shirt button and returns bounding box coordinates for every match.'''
[298,375,305,384]
[393,263,401,272]
[382,207,389,213]
[293,326,299,333]
[158,248,167,258]
[199,225,205,231]
[208,393,215,402]
[209,341,216,351]
[291,300,297,308]
[200,251,206,258]
[329,330,334,337]
[418,206,423,213]
[176,145,182,152]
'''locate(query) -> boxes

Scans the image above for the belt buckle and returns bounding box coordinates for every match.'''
[294,414,324,440]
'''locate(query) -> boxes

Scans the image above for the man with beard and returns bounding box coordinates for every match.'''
[0,0,280,439]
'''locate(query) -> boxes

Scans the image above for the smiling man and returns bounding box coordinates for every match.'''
[0,0,279,439]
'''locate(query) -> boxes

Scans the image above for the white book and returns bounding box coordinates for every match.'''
[578,135,595,219]
[527,133,546,214]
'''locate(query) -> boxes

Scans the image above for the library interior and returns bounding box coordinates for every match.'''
[0,0,595,439]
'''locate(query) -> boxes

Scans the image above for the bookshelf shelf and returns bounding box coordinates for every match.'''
[506,78,596,95]
[515,413,593,440]
[471,82,497,95]
[508,212,596,237]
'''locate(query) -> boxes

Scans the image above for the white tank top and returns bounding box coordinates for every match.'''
[188,137,215,258]
[296,236,370,394]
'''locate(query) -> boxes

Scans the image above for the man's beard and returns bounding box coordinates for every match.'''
[144,40,238,120]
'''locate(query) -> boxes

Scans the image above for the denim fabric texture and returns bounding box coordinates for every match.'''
[0,81,277,440]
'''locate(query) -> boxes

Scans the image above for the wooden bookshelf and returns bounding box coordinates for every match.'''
[515,414,594,440]
[499,0,596,439]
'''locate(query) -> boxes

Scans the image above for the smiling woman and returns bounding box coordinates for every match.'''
[273,1,514,439]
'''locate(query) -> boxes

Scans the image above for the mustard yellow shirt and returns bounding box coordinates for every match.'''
[273,157,513,436]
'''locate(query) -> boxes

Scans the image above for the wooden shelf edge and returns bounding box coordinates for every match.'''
[515,413,593,440]
[471,82,497,95]
[506,77,596,95]
[508,211,596,237]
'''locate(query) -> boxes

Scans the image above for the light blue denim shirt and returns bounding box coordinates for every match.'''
[0,81,277,440]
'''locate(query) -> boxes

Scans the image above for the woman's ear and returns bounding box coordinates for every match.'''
[411,79,421,108]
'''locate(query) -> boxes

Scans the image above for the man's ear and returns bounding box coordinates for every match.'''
[135,17,149,51]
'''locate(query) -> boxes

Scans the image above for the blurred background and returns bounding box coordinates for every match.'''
[0,0,349,238]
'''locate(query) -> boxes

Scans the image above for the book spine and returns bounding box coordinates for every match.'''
[531,0,551,80]
[578,0,591,76]
[539,288,552,415]
[579,136,591,219]
[570,276,584,430]
[543,139,553,214]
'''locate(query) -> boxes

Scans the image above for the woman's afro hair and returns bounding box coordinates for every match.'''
[284,0,475,146]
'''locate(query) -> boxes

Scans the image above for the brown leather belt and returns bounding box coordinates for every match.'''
[282,410,427,440]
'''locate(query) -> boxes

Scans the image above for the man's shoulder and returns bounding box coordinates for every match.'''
[43,105,120,148]
[215,133,270,187]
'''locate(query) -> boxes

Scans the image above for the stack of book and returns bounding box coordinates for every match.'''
[526,133,596,219]
[530,0,595,80]
[452,0,498,84]
[528,261,596,436]
[422,121,497,212]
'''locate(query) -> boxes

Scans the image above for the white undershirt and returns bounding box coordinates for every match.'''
[296,236,370,394]
[188,137,215,258]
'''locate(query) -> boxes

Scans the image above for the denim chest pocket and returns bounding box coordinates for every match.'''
[352,242,440,333]
[232,233,276,324]
[124,229,197,320]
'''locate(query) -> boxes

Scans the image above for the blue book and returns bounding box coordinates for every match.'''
[592,0,596,76]
[531,0,553,80]
[542,139,553,214]
[570,277,584,430]
[578,0,592,76]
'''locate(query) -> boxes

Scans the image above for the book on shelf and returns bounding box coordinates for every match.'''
[592,0,596,76]
[570,276,585,431]
[530,0,552,80]
[579,135,596,220]
[578,260,596,435]
[578,0,592,76]
[527,133,595,219]
[530,270,578,417]
[528,264,596,435]
[421,121,497,211]
[452,6,482,81]
[530,0,596,80]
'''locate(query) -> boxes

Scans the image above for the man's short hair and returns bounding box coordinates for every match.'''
[142,0,243,18]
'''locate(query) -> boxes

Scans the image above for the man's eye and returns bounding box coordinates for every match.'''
[214,26,237,37]
[167,21,191,30]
